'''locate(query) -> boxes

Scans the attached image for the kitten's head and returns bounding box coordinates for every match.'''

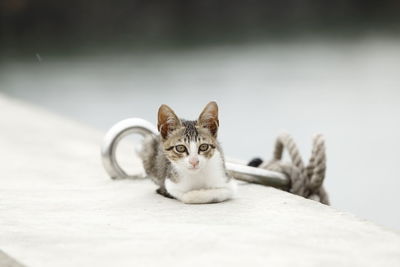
[157,101,220,172]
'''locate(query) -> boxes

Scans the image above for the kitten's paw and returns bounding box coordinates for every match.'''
[181,190,215,204]
[181,188,232,204]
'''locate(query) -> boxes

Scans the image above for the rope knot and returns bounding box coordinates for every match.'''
[260,133,330,205]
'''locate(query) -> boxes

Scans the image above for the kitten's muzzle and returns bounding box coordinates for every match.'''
[189,157,199,168]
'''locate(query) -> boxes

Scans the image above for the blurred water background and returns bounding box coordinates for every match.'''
[1,0,400,230]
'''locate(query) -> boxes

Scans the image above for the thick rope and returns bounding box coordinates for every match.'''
[259,133,330,205]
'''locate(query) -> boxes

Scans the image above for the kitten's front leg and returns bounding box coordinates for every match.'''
[181,188,233,204]
[165,178,236,204]
[164,178,185,201]
[181,180,237,204]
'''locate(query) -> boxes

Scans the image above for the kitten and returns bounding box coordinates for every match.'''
[140,101,237,204]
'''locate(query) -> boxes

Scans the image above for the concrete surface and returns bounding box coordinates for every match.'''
[1,94,400,266]
[0,250,24,267]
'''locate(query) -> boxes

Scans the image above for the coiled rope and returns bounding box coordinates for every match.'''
[253,133,330,205]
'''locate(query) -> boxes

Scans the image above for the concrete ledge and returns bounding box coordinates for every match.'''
[0,250,24,267]
[1,94,400,267]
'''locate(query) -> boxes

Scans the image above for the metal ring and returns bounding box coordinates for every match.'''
[101,118,158,179]
[101,118,289,189]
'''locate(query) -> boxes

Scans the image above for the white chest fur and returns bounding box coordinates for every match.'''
[165,151,237,204]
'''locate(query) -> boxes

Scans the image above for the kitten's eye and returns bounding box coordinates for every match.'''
[199,144,209,152]
[175,145,186,153]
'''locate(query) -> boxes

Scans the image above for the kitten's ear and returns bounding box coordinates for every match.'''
[158,104,181,139]
[198,101,219,137]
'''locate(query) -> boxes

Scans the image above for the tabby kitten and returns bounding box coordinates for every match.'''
[140,101,237,204]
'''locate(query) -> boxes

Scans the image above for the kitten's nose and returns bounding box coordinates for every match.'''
[189,157,199,168]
